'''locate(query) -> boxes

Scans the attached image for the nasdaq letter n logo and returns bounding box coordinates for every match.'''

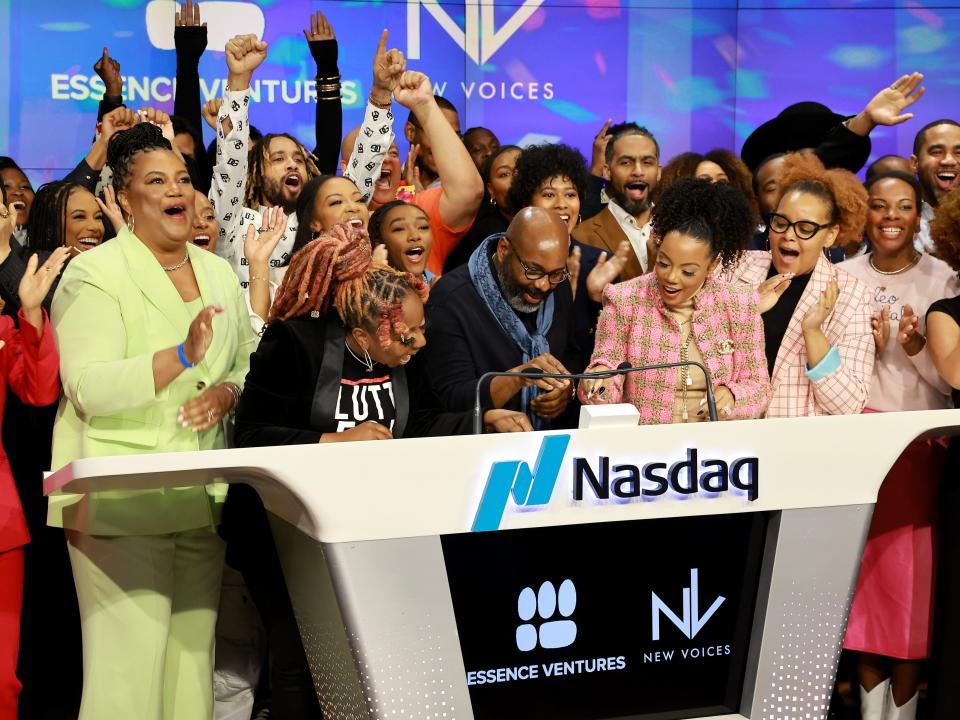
[472,434,570,532]
[407,0,546,65]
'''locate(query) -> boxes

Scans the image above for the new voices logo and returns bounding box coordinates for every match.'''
[472,435,759,532]
[646,569,733,664]
[407,0,545,64]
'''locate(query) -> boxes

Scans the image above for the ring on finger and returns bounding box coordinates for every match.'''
[207,409,214,423]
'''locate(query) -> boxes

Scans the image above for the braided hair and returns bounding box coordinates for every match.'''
[245,133,321,209]
[25,180,90,253]
[652,178,754,270]
[270,223,429,347]
[107,122,173,192]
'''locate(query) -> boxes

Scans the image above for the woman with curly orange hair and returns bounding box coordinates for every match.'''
[220,222,529,717]
[658,149,760,224]
[924,186,960,720]
[729,152,874,417]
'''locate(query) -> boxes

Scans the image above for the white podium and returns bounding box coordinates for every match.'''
[45,409,960,720]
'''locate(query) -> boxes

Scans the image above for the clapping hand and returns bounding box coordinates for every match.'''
[758,272,794,313]
[871,306,891,353]
[243,207,287,268]
[95,186,126,236]
[18,248,70,330]
[567,245,582,300]
[897,303,926,356]
[801,280,839,332]
[402,144,423,193]
[586,241,631,302]
[182,304,223,366]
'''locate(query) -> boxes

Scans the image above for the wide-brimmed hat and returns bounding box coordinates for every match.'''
[740,101,871,174]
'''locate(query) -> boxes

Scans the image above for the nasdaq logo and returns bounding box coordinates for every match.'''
[651,569,725,641]
[406,0,545,64]
[472,434,570,532]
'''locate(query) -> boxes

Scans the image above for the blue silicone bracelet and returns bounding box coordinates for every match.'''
[177,343,196,369]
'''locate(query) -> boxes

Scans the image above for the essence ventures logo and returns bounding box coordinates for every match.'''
[651,568,725,641]
[406,0,545,64]
[516,580,577,652]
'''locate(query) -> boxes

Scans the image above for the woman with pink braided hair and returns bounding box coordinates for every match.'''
[220,221,529,717]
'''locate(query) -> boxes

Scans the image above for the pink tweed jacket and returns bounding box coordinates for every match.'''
[729,250,875,418]
[580,272,771,424]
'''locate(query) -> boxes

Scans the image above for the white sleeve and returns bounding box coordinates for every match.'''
[343,100,394,205]
[210,88,252,269]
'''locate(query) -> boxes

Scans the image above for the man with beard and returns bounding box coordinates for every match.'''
[210,31,403,286]
[573,123,661,281]
[912,119,960,252]
[419,207,581,431]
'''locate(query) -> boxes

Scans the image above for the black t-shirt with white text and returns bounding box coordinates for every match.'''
[334,350,397,432]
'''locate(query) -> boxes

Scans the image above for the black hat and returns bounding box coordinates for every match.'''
[740,101,871,174]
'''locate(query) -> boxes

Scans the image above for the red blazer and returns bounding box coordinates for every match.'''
[0,311,60,553]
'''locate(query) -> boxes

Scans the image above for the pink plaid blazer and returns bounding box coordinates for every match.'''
[580,273,771,424]
[729,251,875,418]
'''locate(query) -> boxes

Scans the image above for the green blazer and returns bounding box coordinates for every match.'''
[49,228,256,535]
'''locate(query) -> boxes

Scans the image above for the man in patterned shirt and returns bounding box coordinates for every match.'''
[210,32,404,286]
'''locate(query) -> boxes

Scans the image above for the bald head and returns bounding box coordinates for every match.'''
[495,207,570,313]
[505,206,570,257]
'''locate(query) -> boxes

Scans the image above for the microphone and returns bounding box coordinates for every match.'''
[472,361,718,434]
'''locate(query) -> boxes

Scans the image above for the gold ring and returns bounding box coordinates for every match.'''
[207,409,214,423]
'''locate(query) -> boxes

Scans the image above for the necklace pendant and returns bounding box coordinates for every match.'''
[682,407,689,421]
[686,375,692,387]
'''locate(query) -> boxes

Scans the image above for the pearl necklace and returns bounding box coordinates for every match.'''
[161,250,191,272]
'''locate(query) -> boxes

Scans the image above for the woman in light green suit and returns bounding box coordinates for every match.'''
[50,121,256,720]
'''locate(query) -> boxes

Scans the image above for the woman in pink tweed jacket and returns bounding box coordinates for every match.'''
[580,179,771,423]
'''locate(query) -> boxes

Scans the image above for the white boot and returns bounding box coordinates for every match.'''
[884,685,918,720]
[860,679,890,719]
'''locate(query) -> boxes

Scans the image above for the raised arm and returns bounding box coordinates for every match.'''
[304,10,341,175]
[342,30,404,203]
[93,47,124,122]
[210,34,267,264]
[394,71,483,229]
[173,0,207,141]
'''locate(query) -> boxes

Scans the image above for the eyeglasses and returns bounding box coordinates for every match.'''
[767,212,835,240]
[507,240,570,285]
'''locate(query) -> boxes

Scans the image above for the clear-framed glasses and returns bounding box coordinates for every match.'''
[767,212,834,241]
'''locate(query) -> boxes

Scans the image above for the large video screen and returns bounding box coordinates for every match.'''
[3,0,958,185]
[441,512,769,719]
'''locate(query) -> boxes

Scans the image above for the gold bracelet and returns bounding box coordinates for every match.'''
[368,93,392,109]
[249,275,269,283]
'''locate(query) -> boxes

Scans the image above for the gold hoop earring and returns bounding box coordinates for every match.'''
[128,214,135,233]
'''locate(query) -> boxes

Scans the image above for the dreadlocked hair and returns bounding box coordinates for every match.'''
[775,152,867,253]
[26,181,90,253]
[245,133,321,208]
[270,222,429,346]
[107,122,173,192]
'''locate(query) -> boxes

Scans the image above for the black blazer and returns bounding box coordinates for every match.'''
[233,314,474,448]
[419,259,581,422]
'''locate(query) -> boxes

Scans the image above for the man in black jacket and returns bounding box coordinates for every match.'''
[420,206,581,430]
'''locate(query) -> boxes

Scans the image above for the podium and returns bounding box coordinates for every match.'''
[45,409,960,720]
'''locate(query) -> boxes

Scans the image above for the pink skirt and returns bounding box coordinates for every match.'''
[843,437,943,659]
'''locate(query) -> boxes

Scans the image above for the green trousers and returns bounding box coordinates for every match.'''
[66,528,224,720]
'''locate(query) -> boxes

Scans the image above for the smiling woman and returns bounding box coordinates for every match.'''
[49,122,256,720]
[26,181,104,255]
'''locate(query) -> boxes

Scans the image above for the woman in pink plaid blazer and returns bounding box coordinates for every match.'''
[730,153,874,418]
[580,179,771,423]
